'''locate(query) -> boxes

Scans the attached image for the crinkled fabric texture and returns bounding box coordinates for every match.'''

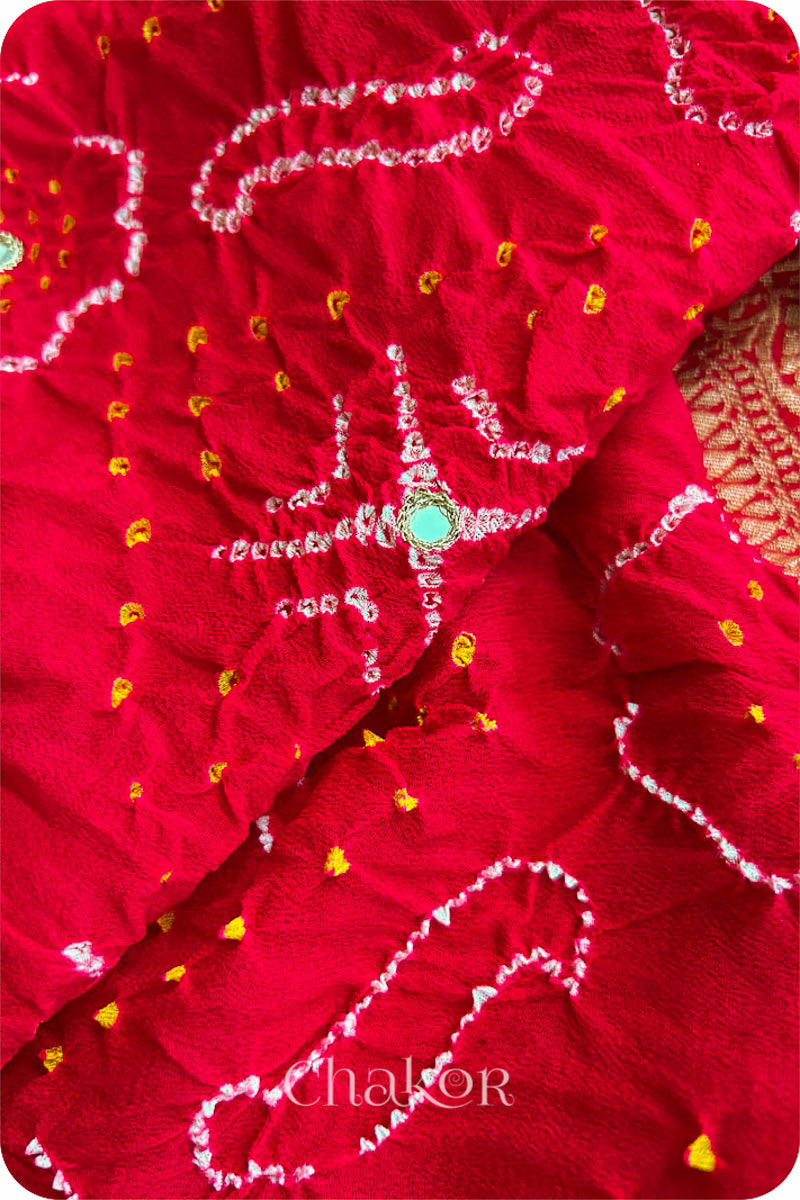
[2,379,798,1200]
[0,1,798,1197]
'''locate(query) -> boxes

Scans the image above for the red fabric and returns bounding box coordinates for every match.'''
[1,2,798,1196]
[2,378,797,1200]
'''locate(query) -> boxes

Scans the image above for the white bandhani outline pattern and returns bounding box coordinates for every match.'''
[387,342,451,643]
[640,0,773,137]
[275,586,381,690]
[255,815,274,854]
[265,393,350,513]
[615,701,795,893]
[212,501,396,565]
[210,338,549,685]
[61,940,105,978]
[212,347,545,653]
[451,374,586,466]
[189,856,593,1190]
[1,71,38,86]
[190,31,551,233]
[25,1139,79,1198]
[1,135,147,374]
[593,483,714,653]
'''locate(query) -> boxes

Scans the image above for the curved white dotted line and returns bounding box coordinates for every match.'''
[190,32,551,233]
[0,134,148,374]
[451,374,586,466]
[265,393,351,513]
[25,1139,79,1199]
[274,586,381,690]
[640,0,773,136]
[615,702,795,893]
[593,483,714,653]
[189,855,593,1190]
[1,71,38,86]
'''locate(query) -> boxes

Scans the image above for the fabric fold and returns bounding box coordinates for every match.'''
[1,12,798,1185]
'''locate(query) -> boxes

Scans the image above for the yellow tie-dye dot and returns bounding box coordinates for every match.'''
[201,450,222,480]
[496,241,516,267]
[222,915,245,940]
[718,619,743,646]
[419,270,443,294]
[747,580,763,601]
[583,284,606,314]
[28,242,40,263]
[451,632,476,667]
[275,371,291,391]
[362,729,384,747]
[604,387,626,412]
[130,781,143,801]
[683,302,705,321]
[793,753,800,769]
[58,249,71,269]
[61,214,76,235]
[249,315,268,340]
[156,910,174,932]
[685,1133,716,1173]
[41,1045,63,1072]
[294,743,301,760]
[209,762,228,783]
[111,677,133,708]
[97,34,111,58]
[109,457,131,476]
[324,846,350,876]
[327,289,350,320]
[393,788,419,812]
[126,518,151,547]
[39,276,51,291]
[189,395,213,416]
[472,711,497,732]
[94,1001,119,1029]
[164,964,186,983]
[187,325,208,353]
[27,209,38,225]
[4,168,19,183]
[107,401,129,421]
[120,602,144,626]
[218,669,239,695]
[590,224,608,245]
[160,870,172,884]
[112,351,133,371]
[527,309,541,328]
[49,179,62,195]
[690,218,712,252]
[746,704,765,723]
[143,16,161,42]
